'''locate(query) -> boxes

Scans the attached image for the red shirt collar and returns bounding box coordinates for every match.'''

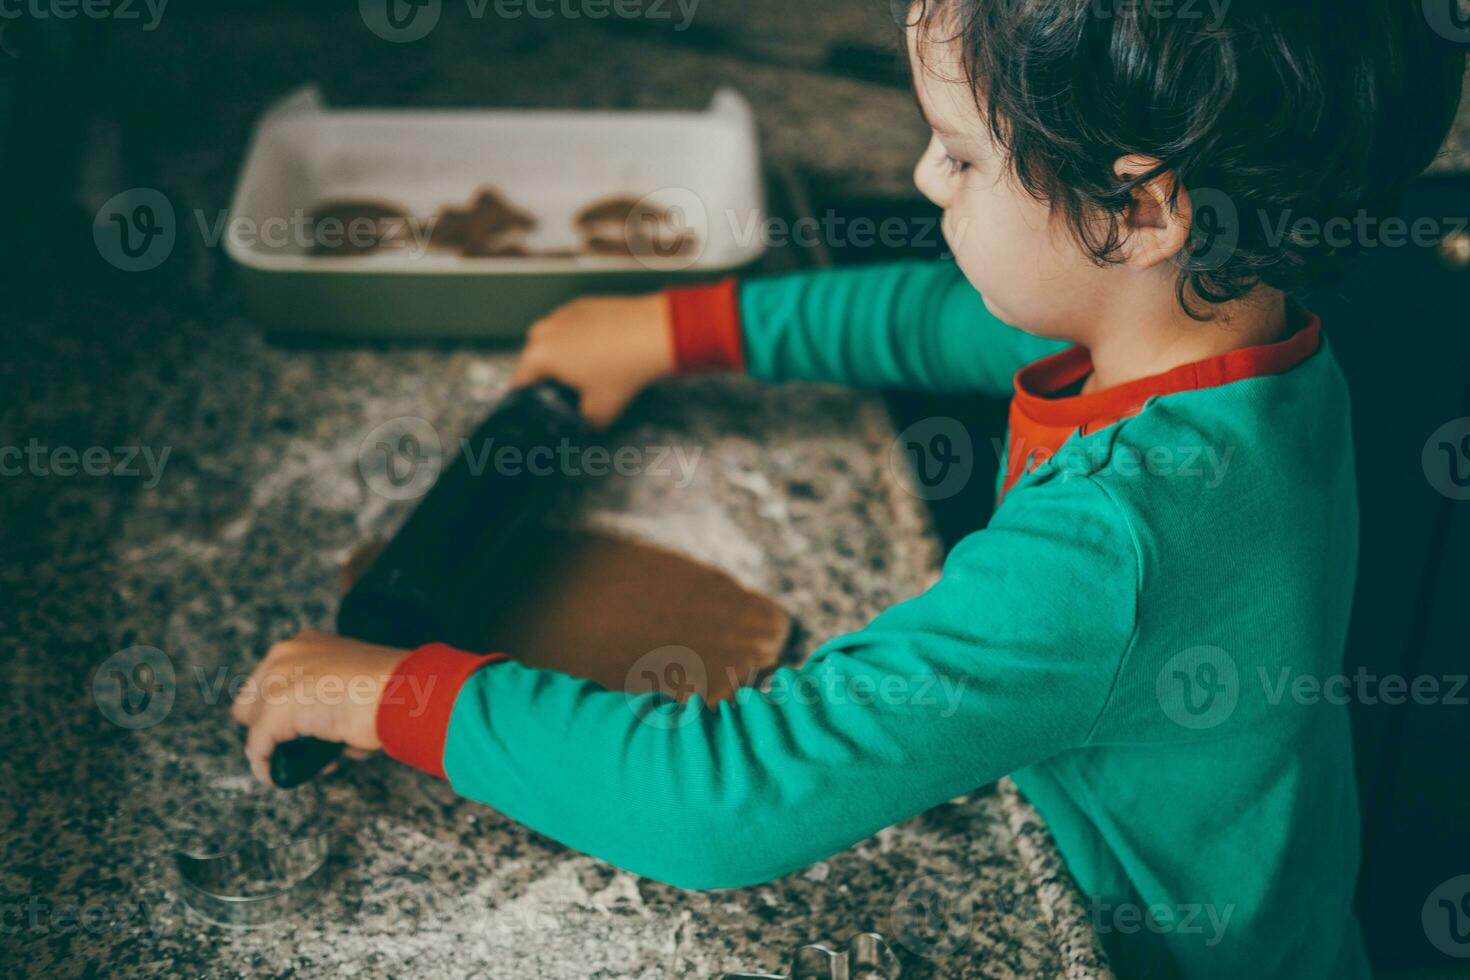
[1012,313,1322,432]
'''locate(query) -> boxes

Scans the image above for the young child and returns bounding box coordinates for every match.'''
[232,1,1466,975]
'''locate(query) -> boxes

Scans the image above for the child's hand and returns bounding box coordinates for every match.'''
[230,630,410,785]
[512,293,675,428]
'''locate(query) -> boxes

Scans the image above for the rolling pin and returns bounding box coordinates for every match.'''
[269,381,588,789]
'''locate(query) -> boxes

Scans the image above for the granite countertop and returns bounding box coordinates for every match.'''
[1,4,1118,977]
[2,329,1111,978]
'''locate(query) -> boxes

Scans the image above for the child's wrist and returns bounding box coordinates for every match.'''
[664,280,744,373]
[644,292,678,382]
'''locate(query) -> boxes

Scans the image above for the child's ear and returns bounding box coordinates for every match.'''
[1112,154,1190,269]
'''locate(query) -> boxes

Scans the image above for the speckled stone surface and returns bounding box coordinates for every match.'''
[1,312,1114,978]
[2,4,1117,977]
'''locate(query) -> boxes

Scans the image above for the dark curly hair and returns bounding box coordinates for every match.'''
[907,0,1467,317]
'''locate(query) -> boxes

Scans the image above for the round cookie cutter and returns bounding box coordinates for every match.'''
[172,775,330,929]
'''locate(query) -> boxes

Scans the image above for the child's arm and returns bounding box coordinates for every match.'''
[692,260,1065,394]
[233,455,1138,886]
[514,259,1065,427]
[372,471,1138,890]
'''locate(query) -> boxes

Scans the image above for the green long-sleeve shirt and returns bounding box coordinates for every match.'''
[378,260,1367,979]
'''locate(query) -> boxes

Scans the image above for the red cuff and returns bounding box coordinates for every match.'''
[666,279,745,373]
[376,643,508,780]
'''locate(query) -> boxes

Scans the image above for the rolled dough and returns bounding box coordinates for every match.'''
[343,529,789,704]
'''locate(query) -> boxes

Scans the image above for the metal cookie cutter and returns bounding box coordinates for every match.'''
[172,777,330,928]
[724,932,901,980]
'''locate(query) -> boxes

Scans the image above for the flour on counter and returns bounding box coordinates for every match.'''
[577,451,772,595]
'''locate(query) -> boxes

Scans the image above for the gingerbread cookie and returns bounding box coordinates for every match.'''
[429,189,537,257]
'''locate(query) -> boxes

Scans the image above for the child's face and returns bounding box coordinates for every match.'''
[907,21,1120,340]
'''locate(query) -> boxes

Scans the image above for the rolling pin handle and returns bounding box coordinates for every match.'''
[270,736,343,789]
[266,379,586,790]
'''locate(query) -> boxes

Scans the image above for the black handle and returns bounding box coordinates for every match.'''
[269,736,344,790]
[268,381,588,789]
